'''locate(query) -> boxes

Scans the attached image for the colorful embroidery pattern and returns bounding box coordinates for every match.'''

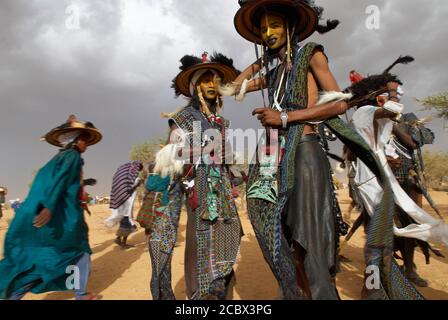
[172,106,242,300]
[137,191,165,229]
[247,42,422,300]
[148,185,182,300]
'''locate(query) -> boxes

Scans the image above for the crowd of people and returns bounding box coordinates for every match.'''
[0,0,446,301]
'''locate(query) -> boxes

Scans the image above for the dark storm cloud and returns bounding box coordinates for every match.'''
[1,0,447,199]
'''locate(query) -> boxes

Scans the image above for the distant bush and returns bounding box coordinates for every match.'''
[130,137,166,202]
[423,151,448,189]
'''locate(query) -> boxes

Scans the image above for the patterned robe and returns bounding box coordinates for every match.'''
[246,42,423,300]
[171,105,242,300]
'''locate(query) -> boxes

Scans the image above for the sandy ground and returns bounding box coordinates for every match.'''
[1,190,448,300]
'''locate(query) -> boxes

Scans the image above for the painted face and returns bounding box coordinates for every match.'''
[198,71,218,100]
[260,12,287,50]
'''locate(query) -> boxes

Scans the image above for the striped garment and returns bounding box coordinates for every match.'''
[110,161,142,209]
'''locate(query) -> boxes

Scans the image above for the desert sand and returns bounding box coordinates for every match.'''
[1,190,448,300]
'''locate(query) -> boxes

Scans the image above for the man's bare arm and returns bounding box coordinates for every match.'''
[374,108,397,120]
[234,59,261,83]
[232,59,266,94]
[287,50,348,123]
[393,125,418,150]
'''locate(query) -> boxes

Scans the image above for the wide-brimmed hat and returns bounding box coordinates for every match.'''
[43,115,102,148]
[172,52,239,98]
[0,187,7,194]
[235,0,323,44]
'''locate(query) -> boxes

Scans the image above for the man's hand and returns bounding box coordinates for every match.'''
[34,208,52,228]
[252,108,282,127]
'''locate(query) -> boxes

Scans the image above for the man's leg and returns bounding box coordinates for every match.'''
[292,242,312,299]
[402,184,428,287]
[74,253,92,299]
[7,281,40,300]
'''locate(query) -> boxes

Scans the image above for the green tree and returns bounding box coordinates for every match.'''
[129,137,166,202]
[417,92,448,120]
[129,138,164,164]
[422,151,448,190]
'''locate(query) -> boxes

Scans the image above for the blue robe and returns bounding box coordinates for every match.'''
[145,174,170,205]
[0,149,90,298]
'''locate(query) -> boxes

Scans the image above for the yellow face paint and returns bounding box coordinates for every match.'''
[198,72,218,100]
[260,12,287,50]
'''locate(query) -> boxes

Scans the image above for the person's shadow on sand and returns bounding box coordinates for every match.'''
[174,274,187,300]
[42,230,147,300]
[173,233,278,300]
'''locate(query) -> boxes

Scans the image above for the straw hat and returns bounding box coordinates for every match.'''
[43,115,102,148]
[172,52,239,98]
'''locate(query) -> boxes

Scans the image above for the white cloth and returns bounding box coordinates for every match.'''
[352,106,448,246]
[58,130,82,147]
[104,177,140,228]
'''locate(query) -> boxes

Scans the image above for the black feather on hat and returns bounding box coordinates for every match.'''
[302,0,340,34]
[383,55,415,74]
[179,55,203,72]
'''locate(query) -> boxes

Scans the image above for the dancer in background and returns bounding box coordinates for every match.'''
[349,59,448,292]
[0,187,6,220]
[390,112,442,286]
[137,145,183,299]
[0,115,102,300]
[105,161,143,249]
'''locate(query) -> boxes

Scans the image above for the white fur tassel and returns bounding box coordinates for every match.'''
[154,144,184,179]
[334,162,346,174]
[161,112,175,119]
[315,91,353,106]
[217,82,237,96]
[217,78,249,102]
[236,79,249,102]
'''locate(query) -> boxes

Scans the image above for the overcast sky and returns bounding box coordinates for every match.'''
[1,0,448,200]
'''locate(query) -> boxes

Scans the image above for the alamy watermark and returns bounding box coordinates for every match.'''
[66,265,80,290]
[366,5,381,30]
[365,265,381,290]
[171,121,281,166]
[65,4,81,30]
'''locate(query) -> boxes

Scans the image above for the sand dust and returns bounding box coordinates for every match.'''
[1,190,448,300]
